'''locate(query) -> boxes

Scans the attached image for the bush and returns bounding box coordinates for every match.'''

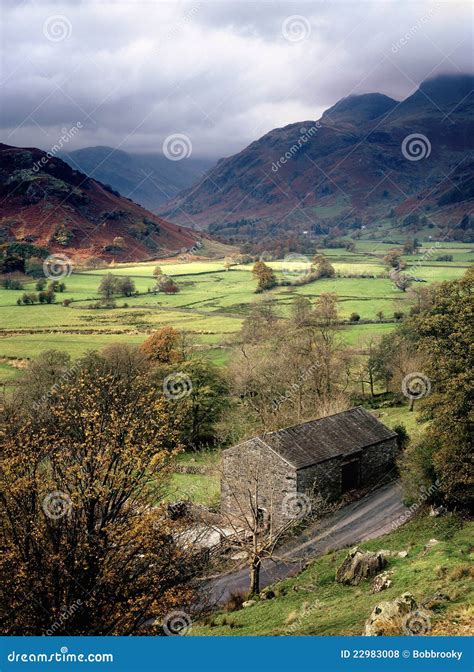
[393,423,409,450]
[223,592,244,613]
[349,312,360,322]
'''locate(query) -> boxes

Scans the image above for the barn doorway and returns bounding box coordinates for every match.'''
[341,458,360,492]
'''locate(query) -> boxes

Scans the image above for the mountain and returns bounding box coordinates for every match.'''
[61,147,212,212]
[0,144,200,262]
[160,74,474,241]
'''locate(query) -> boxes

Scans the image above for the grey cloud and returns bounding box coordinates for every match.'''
[1,0,472,158]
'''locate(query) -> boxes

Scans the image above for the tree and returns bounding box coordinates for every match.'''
[141,326,182,364]
[218,451,314,596]
[313,255,335,278]
[156,275,179,294]
[252,261,277,292]
[392,272,412,292]
[241,299,279,343]
[98,273,118,302]
[152,265,163,278]
[399,268,473,507]
[383,249,404,269]
[0,352,203,635]
[117,276,136,297]
[349,312,360,322]
[171,359,230,449]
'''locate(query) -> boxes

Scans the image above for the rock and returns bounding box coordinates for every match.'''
[336,546,387,586]
[423,538,440,553]
[378,549,408,558]
[423,592,450,610]
[429,505,446,517]
[242,600,256,608]
[371,571,393,593]
[363,592,418,636]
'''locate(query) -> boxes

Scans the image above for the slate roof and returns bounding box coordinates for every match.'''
[242,407,397,470]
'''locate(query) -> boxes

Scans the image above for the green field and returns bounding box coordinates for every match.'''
[0,242,471,384]
[193,514,474,636]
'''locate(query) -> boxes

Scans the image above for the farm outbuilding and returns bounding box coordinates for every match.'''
[221,407,398,528]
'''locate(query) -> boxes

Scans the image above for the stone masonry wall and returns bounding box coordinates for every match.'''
[221,440,297,529]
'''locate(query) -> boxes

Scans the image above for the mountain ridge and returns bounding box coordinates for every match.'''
[0,143,201,262]
[159,73,474,242]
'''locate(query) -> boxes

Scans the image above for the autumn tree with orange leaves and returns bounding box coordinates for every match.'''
[0,351,205,635]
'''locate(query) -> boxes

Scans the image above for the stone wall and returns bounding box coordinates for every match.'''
[221,439,297,528]
[360,437,398,484]
[297,457,342,501]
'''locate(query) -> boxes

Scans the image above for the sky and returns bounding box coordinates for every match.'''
[1,0,472,159]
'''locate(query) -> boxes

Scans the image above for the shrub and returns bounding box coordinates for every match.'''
[223,592,244,613]
[349,312,360,322]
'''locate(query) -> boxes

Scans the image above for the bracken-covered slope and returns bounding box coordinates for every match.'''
[0,144,200,262]
[160,74,474,240]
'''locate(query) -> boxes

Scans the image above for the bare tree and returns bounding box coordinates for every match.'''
[218,451,322,597]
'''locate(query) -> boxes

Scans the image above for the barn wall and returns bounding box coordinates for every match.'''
[221,441,297,528]
[360,437,398,485]
[296,457,342,501]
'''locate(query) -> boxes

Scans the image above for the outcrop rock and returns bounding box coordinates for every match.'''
[371,571,393,593]
[336,546,387,586]
[363,592,418,636]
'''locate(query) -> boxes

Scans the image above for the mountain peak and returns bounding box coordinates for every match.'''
[322,92,398,124]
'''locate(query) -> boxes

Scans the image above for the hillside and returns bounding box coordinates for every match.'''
[0,144,200,262]
[160,74,474,241]
[61,146,212,212]
[193,514,474,636]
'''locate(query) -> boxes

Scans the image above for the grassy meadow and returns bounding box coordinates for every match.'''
[0,242,471,383]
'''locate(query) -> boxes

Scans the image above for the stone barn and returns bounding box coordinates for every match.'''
[221,407,398,528]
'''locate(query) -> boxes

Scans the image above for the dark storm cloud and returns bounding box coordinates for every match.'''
[1,0,472,158]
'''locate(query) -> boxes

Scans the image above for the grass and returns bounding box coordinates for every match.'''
[0,242,471,383]
[193,514,474,636]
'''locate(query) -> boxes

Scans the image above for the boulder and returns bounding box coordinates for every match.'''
[336,546,387,586]
[423,538,440,552]
[370,571,393,593]
[242,599,256,608]
[363,592,417,636]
